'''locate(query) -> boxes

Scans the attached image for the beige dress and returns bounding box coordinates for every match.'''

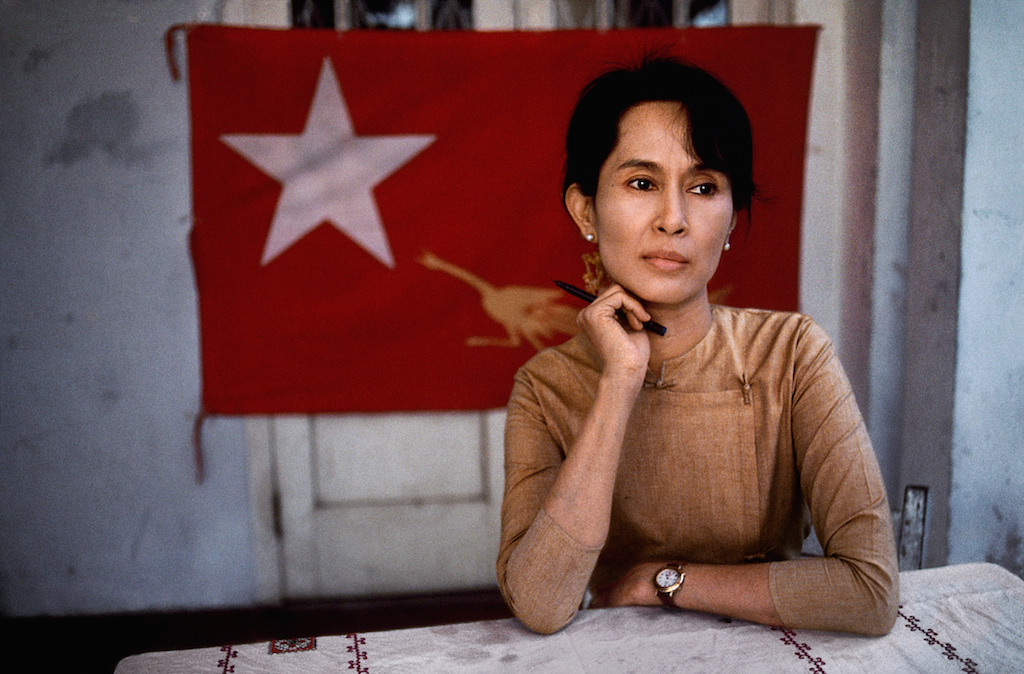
[497,306,898,635]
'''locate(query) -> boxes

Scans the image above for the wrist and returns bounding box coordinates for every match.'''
[598,366,646,395]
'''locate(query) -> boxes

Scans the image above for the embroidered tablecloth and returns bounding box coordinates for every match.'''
[114,563,1024,673]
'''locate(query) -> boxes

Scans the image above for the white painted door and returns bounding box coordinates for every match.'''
[247,410,506,601]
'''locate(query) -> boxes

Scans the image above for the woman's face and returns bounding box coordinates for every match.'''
[567,101,736,311]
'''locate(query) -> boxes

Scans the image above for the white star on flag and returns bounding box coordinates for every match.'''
[221,58,435,267]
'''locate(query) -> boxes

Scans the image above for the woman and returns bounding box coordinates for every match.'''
[496,56,898,636]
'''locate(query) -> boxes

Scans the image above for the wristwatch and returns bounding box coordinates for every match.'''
[653,563,685,608]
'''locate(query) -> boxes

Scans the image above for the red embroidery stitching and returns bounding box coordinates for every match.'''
[898,605,979,673]
[346,633,368,673]
[268,637,317,654]
[771,627,827,673]
[217,645,238,673]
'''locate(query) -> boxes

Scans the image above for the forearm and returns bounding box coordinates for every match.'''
[543,373,642,548]
[670,557,896,634]
[593,560,782,628]
[669,562,781,626]
[597,554,896,635]
[499,366,643,633]
[500,288,651,633]
[769,552,899,634]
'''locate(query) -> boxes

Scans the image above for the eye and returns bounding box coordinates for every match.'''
[628,177,655,191]
[689,182,718,196]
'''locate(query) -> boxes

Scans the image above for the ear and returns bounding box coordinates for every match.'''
[564,184,596,241]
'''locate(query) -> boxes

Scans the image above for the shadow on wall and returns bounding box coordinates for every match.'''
[987,509,1024,577]
[45,91,154,167]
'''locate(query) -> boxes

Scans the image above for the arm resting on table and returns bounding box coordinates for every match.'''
[500,509,602,634]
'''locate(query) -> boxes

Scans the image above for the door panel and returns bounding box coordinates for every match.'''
[257,409,506,600]
[313,413,484,505]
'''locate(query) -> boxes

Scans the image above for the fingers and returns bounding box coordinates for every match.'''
[581,284,651,332]
[575,284,652,379]
[623,309,646,332]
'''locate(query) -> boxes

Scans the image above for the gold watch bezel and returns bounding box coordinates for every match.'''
[654,563,685,595]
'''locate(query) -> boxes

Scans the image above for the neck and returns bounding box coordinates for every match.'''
[645,294,714,373]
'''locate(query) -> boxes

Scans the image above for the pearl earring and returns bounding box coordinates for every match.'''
[724,241,731,251]
[585,233,596,243]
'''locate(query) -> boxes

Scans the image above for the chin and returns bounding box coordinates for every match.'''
[631,291,687,308]
[624,278,695,303]
[607,267,705,305]
[644,285,708,308]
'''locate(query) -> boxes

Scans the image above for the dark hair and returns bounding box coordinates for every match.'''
[563,55,755,213]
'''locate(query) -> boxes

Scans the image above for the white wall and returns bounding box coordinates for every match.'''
[866,0,915,500]
[790,0,848,355]
[0,1,260,616]
[948,0,1024,576]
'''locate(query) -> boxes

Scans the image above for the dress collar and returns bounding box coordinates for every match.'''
[642,306,722,389]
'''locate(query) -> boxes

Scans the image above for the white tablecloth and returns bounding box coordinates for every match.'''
[115,563,1024,673]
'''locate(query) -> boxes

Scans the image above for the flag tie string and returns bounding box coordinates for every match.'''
[193,407,207,483]
[165,23,194,81]
[165,21,203,482]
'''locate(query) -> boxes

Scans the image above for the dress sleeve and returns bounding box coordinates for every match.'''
[768,319,900,635]
[495,369,602,634]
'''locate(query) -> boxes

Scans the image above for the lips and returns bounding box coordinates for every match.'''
[642,250,690,270]
[644,250,687,263]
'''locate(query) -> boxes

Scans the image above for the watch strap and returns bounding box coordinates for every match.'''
[657,589,679,608]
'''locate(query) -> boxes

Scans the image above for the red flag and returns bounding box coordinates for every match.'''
[185,26,816,414]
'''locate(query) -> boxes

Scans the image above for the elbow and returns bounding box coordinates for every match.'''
[856,595,898,636]
[797,582,898,636]
[516,609,575,635]
[862,553,901,636]
[845,564,900,636]
[773,556,900,635]
[859,581,899,636]
[499,571,577,635]
[501,584,577,635]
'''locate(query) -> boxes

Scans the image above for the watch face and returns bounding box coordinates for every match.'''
[656,568,681,589]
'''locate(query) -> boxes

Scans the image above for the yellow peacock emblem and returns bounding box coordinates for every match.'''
[418,250,731,351]
[418,250,579,351]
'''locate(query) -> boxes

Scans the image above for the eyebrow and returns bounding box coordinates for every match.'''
[613,158,715,174]
[614,159,660,172]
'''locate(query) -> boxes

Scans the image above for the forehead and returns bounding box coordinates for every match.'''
[612,101,693,159]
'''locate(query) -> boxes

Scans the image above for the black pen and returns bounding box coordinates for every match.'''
[553,280,667,336]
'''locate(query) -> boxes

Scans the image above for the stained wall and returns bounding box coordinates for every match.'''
[1,0,260,616]
[948,0,1024,577]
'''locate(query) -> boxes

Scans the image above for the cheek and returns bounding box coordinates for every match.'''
[593,186,658,232]
[592,201,638,250]
[594,230,637,284]
[702,202,736,241]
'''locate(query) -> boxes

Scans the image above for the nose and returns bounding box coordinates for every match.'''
[656,188,686,236]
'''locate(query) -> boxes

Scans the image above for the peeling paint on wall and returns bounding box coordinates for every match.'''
[45,91,149,166]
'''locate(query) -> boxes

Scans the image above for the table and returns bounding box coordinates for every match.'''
[115,563,1024,673]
